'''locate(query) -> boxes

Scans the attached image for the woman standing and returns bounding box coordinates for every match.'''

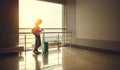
[32,19,44,54]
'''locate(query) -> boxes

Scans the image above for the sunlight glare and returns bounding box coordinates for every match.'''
[19,0,62,28]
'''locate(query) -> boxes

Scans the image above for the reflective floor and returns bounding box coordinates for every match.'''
[0,47,120,70]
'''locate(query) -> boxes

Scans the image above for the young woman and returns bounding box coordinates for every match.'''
[32,19,44,54]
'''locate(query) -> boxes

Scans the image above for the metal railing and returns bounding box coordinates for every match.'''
[19,28,72,51]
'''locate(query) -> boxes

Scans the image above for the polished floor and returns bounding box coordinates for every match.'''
[0,47,120,70]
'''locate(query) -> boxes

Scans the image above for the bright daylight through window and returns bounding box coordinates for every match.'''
[19,0,63,49]
[19,0,62,28]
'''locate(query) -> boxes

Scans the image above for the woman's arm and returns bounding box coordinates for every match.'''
[36,28,44,35]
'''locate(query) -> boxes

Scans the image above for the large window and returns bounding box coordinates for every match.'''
[19,0,62,28]
[19,0,63,49]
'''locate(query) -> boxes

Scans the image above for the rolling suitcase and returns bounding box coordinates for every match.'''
[42,42,48,54]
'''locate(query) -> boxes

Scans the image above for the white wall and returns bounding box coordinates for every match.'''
[65,0,76,43]
[65,0,120,51]
[76,0,120,41]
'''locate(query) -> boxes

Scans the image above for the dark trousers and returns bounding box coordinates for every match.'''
[34,35,41,51]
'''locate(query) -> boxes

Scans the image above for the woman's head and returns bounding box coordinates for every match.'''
[35,19,42,25]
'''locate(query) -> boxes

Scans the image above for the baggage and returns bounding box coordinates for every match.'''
[42,42,48,54]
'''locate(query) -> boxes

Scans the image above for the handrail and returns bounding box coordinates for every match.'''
[17,28,72,50]
[19,31,72,34]
[19,28,67,30]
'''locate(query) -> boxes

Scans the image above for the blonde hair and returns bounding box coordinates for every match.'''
[35,19,42,25]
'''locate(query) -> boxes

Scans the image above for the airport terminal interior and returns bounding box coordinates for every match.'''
[0,0,120,70]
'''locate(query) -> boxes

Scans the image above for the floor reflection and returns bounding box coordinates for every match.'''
[32,54,41,70]
[42,54,48,65]
[19,48,62,70]
[1,47,120,70]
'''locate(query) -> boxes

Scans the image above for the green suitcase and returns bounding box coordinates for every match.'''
[42,42,48,54]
